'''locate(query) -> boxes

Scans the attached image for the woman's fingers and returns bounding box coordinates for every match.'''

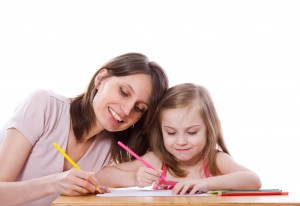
[96,185,110,194]
[76,170,110,194]
[57,169,109,195]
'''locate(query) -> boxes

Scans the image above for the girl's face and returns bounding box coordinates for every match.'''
[161,101,207,165]
[93,70,152,132]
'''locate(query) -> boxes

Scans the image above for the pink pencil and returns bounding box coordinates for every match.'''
[117,141,157,171]
[117,141,178,190]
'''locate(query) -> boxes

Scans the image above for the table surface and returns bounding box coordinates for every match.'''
[52,194,300,206]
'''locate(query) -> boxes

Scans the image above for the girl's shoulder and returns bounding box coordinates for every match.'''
[215,150,233,163]
[215,150,231,157]
[142,151,163,169]
[215,150,246,174]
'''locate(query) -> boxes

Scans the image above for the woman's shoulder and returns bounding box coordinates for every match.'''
[26,89,50,100]
[14,89,70,120]
[28,89,68,102]
[22,89,70,112]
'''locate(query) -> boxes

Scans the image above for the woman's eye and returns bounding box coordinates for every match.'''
[135,106,144,113]
[167,132,176,135]
[120,87,128,96]
[188,131,198,135]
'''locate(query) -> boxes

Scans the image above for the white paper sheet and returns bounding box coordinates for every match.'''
[97,187,210,197]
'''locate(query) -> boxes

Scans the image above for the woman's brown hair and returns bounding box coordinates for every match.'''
[149,83,229,177]
[70,53,169,163]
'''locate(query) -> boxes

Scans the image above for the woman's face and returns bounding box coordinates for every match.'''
[93,70,152,132]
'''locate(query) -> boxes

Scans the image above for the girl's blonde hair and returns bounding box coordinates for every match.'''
[149,83,229,177]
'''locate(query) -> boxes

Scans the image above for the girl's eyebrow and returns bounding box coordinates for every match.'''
[163,125,201,129]
[163,126,174,129]
[187,125,201,129]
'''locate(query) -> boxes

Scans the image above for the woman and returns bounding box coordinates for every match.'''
[0,52,169,206]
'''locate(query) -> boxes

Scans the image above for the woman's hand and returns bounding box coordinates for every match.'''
[134,166,161,188]
[54,169,109,196]
[172,178,209,195]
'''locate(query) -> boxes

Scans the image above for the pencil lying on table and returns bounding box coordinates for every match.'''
[217,189,289,196]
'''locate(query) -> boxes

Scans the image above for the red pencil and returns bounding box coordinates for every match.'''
[218,191,289,196]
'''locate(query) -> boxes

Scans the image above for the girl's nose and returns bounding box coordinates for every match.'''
[176,134,188,145]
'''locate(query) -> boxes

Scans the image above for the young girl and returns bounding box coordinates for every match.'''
[98,83,261,195]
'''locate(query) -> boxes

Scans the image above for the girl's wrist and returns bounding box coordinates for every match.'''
[204,178,210,192]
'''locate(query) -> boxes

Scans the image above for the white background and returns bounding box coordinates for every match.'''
[1,0,299,200]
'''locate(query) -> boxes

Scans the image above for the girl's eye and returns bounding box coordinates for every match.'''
[188,131,198,135]
[167,132,176,135]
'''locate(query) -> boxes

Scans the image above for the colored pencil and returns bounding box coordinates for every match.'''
[218,189,288,196]
[117,141,157,171]
[53,143,101,193]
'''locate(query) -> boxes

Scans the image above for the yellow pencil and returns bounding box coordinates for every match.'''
[53,143,101,193]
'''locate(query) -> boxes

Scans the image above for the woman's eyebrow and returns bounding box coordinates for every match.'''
[124,83,150,106]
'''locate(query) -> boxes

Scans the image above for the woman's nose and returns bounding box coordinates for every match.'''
[121,101,135,116]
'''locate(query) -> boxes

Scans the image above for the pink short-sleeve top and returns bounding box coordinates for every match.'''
[0,90,112,206]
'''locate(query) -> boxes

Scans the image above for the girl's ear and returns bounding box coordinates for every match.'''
[94,68,109,88]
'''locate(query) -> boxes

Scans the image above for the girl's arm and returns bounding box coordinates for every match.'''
[207,152,261,190]
[173,152,261,195]
[0,129,104,206]
[97,152,162,188]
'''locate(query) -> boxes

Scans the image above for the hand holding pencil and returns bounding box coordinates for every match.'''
[53,143,109,195]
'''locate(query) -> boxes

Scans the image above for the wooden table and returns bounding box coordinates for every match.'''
[52,194,300,206]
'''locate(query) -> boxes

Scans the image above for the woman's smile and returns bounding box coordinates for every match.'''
[108,107,124,123]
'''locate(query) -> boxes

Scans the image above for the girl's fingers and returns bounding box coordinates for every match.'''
[172,183,193,195]
[172,184,182,195]
[189,186,202,194]
[136,166,162,187]
[179,184,191,195]
[145,168,161,177]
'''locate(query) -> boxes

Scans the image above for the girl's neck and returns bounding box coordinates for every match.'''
[178,159,206,178]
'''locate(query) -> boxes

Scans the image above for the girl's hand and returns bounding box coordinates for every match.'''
[135,166,161,188]
[172,178,209,195]
[54,169,109,196]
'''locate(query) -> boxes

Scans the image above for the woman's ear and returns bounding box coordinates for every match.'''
[94,68,109,88]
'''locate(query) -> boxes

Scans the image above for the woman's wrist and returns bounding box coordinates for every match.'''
[42,173,59,195]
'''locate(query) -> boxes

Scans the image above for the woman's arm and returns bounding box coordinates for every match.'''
[0,129,54,205]
[0,129,105,206]
[97,152,162,188]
